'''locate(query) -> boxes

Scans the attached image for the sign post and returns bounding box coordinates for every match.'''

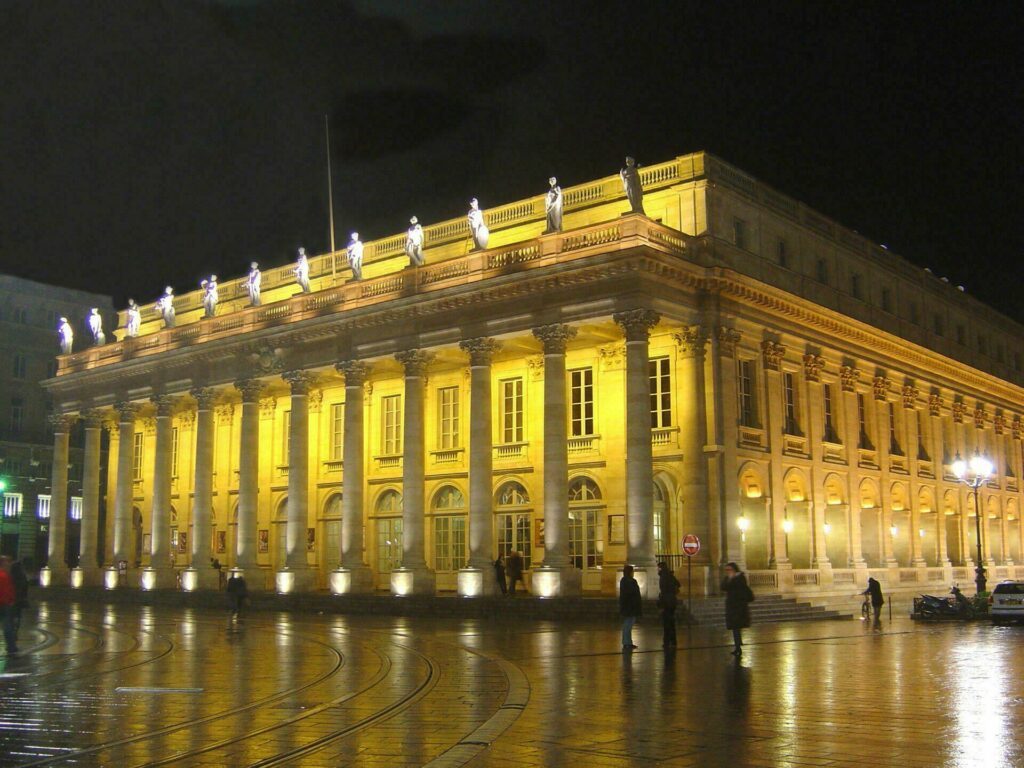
[681,534,701,624]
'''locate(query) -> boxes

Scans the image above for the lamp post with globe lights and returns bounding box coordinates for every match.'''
[951,450,993,595]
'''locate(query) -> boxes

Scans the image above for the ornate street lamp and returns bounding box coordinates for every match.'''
[951,450,993,595]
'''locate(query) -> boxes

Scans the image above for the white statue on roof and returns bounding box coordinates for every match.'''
[157,286,176,328]
[88,308,105,346]
[125,299,141,338]
[347,232,364,280]
[201,276,218,318]
[295,248,311,293]
[467,198,489,250]
[57,316,73,354]
[545,176,563,233]
[620,156,645,215]
[247,262,261,306]
[405,216,425,266]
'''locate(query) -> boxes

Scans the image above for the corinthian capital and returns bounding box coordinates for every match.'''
[190,387,217,410]
[283,370,316,394]
[395,349,434,377]
[234,378,264,403]
[532,324,577,354]
[336,360,369,386]
[80,408,104,429]
[613,309,660,342]
[150,394,176,417]
[48,412,78,433]
[114,401,140,422]
[459,337,501,366]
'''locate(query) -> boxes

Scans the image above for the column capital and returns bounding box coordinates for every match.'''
[673,325,707,359]
[395,349,434,377]
[928,392,944,417]
[872,375,890,401]
[282,369,316,394]
[1012,415,1022,439]
[459,337,501,366]
[760,340,785,372]
[951,399,966,423]
[973,405,988,430]
[114,401,140,422]
[234,378,264,403]
[613,309,660,342]
[48,412,78,433]
[902,384,920,409]
[80,408,104,429]
[190,386,217,410]
[839,365,860,392]
[150,394,176,417]
[532,324,576,354]
[717,327,741,358]
[804,354,825,383]
[216,403,235,425]
[336,360,369,386]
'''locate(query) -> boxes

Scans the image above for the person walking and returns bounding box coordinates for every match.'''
[10,559,28,633]
[619,564,643,650]
[225,571,248,623]
[0,556,17,655]
[494,554,507,595]
[508,551,526,595]
[863,576,884,619]
[657,561,680,648]
[722,562,754,656]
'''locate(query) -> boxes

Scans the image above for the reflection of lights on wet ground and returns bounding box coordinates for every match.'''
[951,633,1008,768]
[103,605,118,625]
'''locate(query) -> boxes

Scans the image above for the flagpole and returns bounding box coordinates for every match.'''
[325,113,337,280]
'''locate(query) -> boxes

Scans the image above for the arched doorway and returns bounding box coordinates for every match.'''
[373,489,403,586]
[274,496,287,569]
[568,476,604,590]
[495,480,532,568]
[322,493,343,572]
[430,485,466,591]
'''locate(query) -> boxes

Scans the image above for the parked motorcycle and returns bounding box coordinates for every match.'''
[915,585,975,619]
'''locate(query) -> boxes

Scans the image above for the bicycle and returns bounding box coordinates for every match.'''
[861,594,871,620]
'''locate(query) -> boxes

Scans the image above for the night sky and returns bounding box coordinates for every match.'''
[1,1,1021,323]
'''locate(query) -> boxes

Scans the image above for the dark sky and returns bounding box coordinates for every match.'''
[1,1,1021,322]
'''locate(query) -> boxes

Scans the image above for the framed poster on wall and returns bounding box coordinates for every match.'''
[216,530,226,554]
[608,515,625,545]
[258,529,269,553]
[535,519,545,548]
[178,532,188,553]
[307,527,316,551]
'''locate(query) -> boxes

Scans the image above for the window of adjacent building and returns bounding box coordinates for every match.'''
[38,461,51,481]
[941,418,953,464]
[568,477,603,569]
[850,273,863,301]
[978,335,987,355]
[823,383,840,443]
[649,357,671,429]
[917,410,930,461]
[783,372,801,436]
[330,403,344,461]
[12,307,27,324]
[3,493,22,518]
[37,494,51,520]
[496,481,531,570]
[382,395,401,454]
[888,403,903,456]
[438,386,460,450]
[6,458,23,477]
[997,344,1005,364]
[816,258,829,284]
[881,288,892,313]
[11,353,26,380]
[569,368,594,437]
[777,238,789,269]
[932,314,944,337]
[69,496,82,520]
[500,378,524,444]
[956,324,966,345]
[1005,435,1015,478]
[170,426,179,478]
[45,309,58,328]
[9,398,23,434]
[132,432,144,480]
[733,218,749,250]
[738,359,758,427]
[857,394,873,449]
[908,301,919,325]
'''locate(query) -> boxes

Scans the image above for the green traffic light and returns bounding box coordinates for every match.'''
[0,479,6,492]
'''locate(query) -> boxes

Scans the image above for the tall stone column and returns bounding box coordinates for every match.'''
[391,350,435,595]
[676,327,710,569]
[614,310,660,595]
[233,379,262,578]
[70,409,104,586]
[107,402,139,586]
[142,395,177,589]
[41,414,75,586]
[531,324,580,597]
[760,342,790,582]
[839,367,867,573]
[279,370,315,593]
[330,361,373,593]
[184,388,218,590]
[458,338,501,596]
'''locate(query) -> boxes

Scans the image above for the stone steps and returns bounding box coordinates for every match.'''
[681,594,851,626]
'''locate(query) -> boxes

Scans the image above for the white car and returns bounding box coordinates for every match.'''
[990,581,1024,624]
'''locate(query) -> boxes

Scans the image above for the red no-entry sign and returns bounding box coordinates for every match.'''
[681,533,701,557]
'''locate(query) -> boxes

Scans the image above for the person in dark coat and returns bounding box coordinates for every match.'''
[619,564,643,650]
[657,561,680,648]
[862,576,884,618]
[493,554,507,595]
[0,556,17,655]
[225,571,248,622]
[722,562,753,656]
[10,559,28,633]
[508,551,527,595]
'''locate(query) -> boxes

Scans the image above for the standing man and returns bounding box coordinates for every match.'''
[226,571,248,623]
[657,561,680,648]
[619,564,642,650]
[863,576,885,619]
[722,562,754,656]
[507,551,526,595]
[0,556,17,655]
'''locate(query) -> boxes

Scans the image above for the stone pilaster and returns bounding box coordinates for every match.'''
[674,326,711,569]
[234,379,263,579]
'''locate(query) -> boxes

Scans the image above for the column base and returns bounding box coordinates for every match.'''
[616,566,655,599]
[181,567,220,591]
[531,565,581,597]
[103,566,126,590]
[70,566,103,588]
[391,566,436,596]
[140,566,177,590]
[457,566,501,597]
[276,567,316,594]
[329,565,375,595]
[39,565,68,588]
[232,564,264,590]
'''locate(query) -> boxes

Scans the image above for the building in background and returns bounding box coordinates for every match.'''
[0,274,113,567]
[39,152,1024,599]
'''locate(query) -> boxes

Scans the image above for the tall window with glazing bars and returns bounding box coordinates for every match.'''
[438,386,459,450]
[570,368,594,436]
[738,359,757,427]
[649,357,671,428]
[500,378,523,444]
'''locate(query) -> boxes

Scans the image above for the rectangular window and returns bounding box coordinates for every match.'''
[649,357,672,429]
[70,496,83,521]
[909,302,919,325]
[500,378,524,444]
[497,513,532,570]
[956,324,966,345]
[12,307,27,324]
[823,384,839,443]
[888,403,903,456]
[777,238,789,269]
[1005,435,1015,478]
[432,515,466,572]
[132,432,144,480]
[330,403,344,461]
[917,410,930,461]
[382,395,401,454]
[9,398,23,434]
[881,288,892,313]
[738,360,757,427]
[170,426,179,478]
[733,218,749,250]
[933,314,944,336]
[6,458,22,477]
[280,410,291,465]
[11,353,26,380]
[851,274,863,300]
[37,494,51,520]
[858,394,873,450]
[816,258,829,284]
[978,335,987,355]
[783,372,800,436]
[568,508,603,569]
[3,493,22,518]
[438,386,460,450]
[569,368,594,437]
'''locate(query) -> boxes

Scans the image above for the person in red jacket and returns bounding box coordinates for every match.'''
[0,556,17,655]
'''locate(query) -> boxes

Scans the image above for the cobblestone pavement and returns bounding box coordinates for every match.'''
[0,601,1020,767]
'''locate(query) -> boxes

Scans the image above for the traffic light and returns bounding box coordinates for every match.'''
[0,478,6,493]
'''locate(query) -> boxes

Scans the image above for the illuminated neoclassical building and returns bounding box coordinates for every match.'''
[40,151,1024,598]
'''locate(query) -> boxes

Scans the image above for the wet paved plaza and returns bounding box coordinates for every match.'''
[1,601,1021,767]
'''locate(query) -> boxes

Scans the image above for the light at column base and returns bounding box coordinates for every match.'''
[70,568,84,589]
[457,568,483,597]
[275,570,296,594]
[38,567,51,587]
[180,568,199,592]
[616,566,650,598]
[391,569,415,596]
[140,568,158,591]
[532,568,561,598]
[329,569,352,595]
[103,568,119,590]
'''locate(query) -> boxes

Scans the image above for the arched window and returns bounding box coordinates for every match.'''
[375,490,403,574]
[323,493,343,517]
[497,481,529,506]
[653,482,666,554]
[432,485,465,510]
[431,485,466,571]
[569,477,602,502]
[496,481,532,568]
[568,477,603,569]
[376,489,403,515]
